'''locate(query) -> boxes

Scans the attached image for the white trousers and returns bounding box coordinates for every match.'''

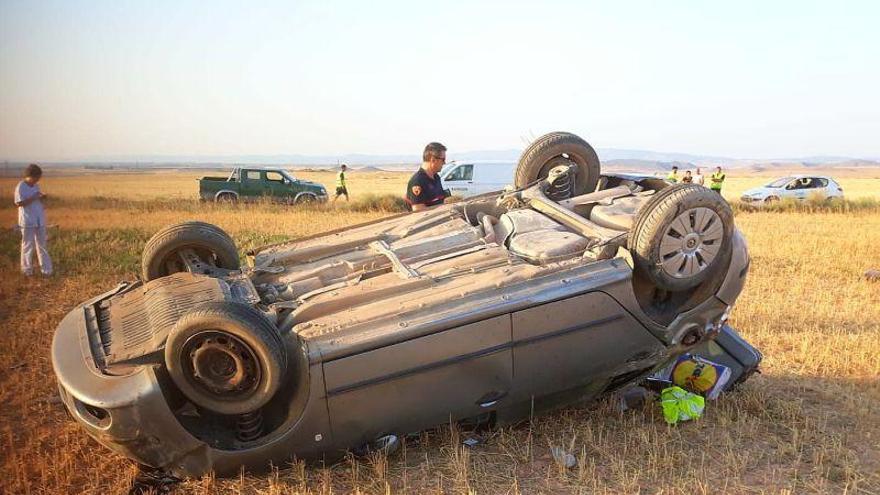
[21,226,53,275]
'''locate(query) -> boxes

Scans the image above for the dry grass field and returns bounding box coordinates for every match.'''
[0,170,878,494]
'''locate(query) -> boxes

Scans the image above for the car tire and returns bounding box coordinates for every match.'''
[629,184,734,292]
[295,194,317,204]
[141,221,240,281]
[216,192,238,203]
[765,196,780,204]
[165,301,287,416]
[514,132,601,197]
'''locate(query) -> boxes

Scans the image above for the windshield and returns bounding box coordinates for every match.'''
[766,177,793,188]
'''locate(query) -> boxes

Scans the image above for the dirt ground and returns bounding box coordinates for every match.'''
[0,171,878,494]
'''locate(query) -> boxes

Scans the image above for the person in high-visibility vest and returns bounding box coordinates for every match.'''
[710,166,726,194]
[334,164,349,202]
[666,166,679,183]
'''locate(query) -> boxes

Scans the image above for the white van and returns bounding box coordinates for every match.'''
[440,162,516,197]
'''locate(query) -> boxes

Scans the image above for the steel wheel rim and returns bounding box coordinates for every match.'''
[161,246,218,277]
[181,331,261,400]
[658,207,723,279]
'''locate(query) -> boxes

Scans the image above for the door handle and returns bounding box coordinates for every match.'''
[476,390,507,408]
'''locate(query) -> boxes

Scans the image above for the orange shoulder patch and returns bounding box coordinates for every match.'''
[411,185,422,196]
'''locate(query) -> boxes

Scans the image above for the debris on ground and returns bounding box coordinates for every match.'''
[550,446,577,468]
[865,268,880,281]
[462,437,480,447]
[660,386,705,425]
[662,354,732,400]
[9,362,27,370]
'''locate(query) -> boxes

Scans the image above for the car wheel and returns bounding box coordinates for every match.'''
[629,184,734,292]
[296,194,316,205]
[141,221,240,281]
[165,302,287,416]
[216,192,238,203]
[514,132,601,198]
[765,196,780,204]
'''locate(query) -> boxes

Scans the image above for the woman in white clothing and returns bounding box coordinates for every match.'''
[14,164,53,276]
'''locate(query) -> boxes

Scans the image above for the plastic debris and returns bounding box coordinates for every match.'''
[655,354,732,400]
[550,446,577,468]
[865,269,880,282]
[462,437,480,447]
[660,386,705,425]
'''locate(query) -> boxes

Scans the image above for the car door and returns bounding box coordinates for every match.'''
[443,164,474,197]
[508,291,666,407]
[813,178,830,199]
[241,169,267,199]
[323,315,512,448]
[793,178,812,200]
[265,170,294,202]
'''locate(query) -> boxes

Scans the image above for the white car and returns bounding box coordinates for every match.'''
[441,162,516,197]
[740,175,843,205]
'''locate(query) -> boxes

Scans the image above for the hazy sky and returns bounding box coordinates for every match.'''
[1,0,878,161]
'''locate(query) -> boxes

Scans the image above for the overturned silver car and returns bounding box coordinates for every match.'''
[52,132,755,477]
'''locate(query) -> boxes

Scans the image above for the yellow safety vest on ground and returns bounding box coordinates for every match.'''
[666,172,678,183]
[710,172,725,191]
[336,171,346,188]
[660,386,705,425]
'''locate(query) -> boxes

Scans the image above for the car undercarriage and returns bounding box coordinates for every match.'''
[52,132,757,477]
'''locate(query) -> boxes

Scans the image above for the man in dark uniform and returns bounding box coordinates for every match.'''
[406,142,449,211]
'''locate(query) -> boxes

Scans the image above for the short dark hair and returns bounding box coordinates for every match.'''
[24,164,42,179]
[672,166,678,171]
[341,164,347,169]
[423,142,447,162]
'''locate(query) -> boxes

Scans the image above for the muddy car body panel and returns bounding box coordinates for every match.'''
[53,136,754,478]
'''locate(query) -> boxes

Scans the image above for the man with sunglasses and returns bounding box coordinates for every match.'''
[406,142,450,212]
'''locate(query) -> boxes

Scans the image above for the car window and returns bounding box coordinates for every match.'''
[768,177,793,188]
[814,178,829,188]
[266,171,285,183]
[245,171,262,181]
[445,164,473,181]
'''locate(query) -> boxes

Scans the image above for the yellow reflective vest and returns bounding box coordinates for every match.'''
[336,171,346,188]
[710,172,725,190]
[666,172,678,183]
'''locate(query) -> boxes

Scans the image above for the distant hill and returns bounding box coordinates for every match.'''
[5,149,878,175]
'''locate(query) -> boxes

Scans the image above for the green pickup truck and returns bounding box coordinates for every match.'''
[199,167,328,203]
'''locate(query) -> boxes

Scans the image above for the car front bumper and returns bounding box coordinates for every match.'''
[52,287,337,478]
[52,299,213,475]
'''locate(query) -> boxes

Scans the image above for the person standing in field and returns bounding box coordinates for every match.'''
[14,164,53,277]
[694,167,705,186]
[406,142,449,212]
[682,170,693,183]
[666,166,679,183]
[710,166,726,194]
[334,164,349,202]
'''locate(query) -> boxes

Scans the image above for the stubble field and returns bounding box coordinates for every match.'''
[0,170,878,494]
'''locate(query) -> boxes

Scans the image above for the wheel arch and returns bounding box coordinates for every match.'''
[214,190,240,201]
